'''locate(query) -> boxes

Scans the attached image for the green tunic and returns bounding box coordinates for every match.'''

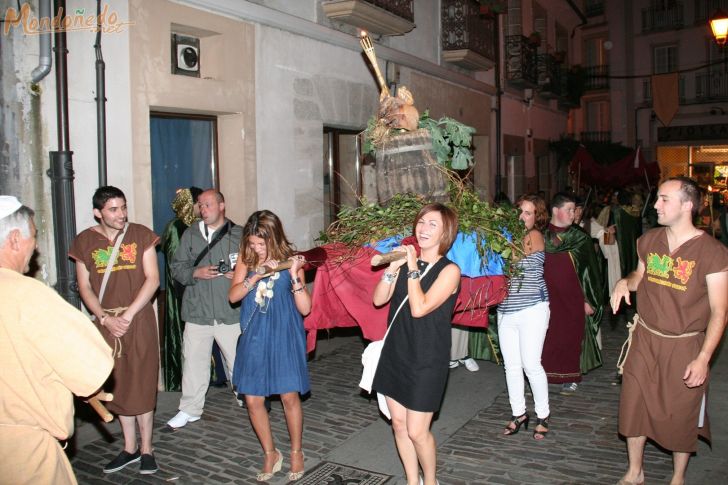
[161,218,188,391]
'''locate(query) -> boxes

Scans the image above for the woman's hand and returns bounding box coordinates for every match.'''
[387,246,409,272]
[402,244,418,272]
[289,254,306,277]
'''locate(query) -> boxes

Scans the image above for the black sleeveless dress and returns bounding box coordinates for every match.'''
[372,257,458,412]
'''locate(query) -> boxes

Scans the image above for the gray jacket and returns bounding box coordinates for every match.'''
[170,219,243,325]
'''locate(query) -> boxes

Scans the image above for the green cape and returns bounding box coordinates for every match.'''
[544,225,604,373]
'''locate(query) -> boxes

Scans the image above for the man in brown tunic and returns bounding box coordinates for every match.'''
[611,177,728,485]
[70,186,161,475]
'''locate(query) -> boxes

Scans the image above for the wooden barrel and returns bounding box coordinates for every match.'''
[375,129,448,203]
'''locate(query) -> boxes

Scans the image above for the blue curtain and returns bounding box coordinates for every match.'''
[150,116,214,287]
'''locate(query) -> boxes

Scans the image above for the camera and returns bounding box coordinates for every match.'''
[216,259,230,274]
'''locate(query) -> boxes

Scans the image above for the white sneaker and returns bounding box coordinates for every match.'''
[167,410,200,429]
[460,357,480,372]
[449,360,460,369]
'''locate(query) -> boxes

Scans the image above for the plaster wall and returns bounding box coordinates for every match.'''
[127,0,256,226]
[387,0,440,64]
[255,25,378,248]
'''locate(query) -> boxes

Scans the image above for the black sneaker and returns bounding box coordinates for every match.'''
[103,450,141,473]
[140,453,159,475]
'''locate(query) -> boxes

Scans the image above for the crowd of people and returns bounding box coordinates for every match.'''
[1,175,727,485]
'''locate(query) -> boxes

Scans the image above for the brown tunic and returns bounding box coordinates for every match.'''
[619,228,728,451]
[69,223,160,415]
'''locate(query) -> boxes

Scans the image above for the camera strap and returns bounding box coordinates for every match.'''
[194,220,231,267]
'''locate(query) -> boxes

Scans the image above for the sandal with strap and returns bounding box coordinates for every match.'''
[288,449,305,481]
[256,448,282,482]
[533,416,550,440]
[503,413,529,436]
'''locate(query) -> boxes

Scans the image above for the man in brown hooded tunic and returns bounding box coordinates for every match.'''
[611,177,728,485]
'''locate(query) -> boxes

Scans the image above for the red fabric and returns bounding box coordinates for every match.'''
[303,242,508,352]
[570,146,660,188]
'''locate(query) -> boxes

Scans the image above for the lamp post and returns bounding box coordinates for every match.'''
[710,9,728,46]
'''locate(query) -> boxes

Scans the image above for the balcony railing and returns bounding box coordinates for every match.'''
[585,0,605,17]
[537,54,563,98]
[585,64,609,91]
[366,0,414,21]
[441,0,496,70]
[322,0,415,35]
[642,76,687,103]
[694,0,728,24]
[505,35,538,88]
[641,2,684,32]
[580,131,612,143]
[695,71,728,100]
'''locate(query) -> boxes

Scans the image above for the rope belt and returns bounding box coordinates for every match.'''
[103,307,129,359]
[617,313,702,375]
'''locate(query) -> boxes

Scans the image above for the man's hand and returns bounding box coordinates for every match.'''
[683,357,709,388]
[610,278,631,314]
[103,315,131,338]
[584,302,594,316]
[193,265,222,280]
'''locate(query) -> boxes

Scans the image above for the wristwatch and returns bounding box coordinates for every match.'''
[407,270,421,280]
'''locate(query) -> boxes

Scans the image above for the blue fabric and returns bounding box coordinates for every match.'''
[150,116,213,288]
[446,232,504,277]
[367,232,505,277]
[232,271,310,397]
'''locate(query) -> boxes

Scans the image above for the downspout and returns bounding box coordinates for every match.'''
[30,0,52,83]
[48,0,80,308]
[494,13,502,197]
[94,0,107,186]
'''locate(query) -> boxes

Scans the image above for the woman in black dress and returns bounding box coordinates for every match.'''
[372,203,461,485]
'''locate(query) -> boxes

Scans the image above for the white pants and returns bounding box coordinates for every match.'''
[498,301,550,419]
[179,321,240,416]
[450,325,470,360]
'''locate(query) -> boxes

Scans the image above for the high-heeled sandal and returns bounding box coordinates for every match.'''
[256,448,282,482]
[503,412,529,435]
[533,416,550,440]
[288,449,305,481]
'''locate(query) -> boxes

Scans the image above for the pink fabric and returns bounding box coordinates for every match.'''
[303,243,508,352]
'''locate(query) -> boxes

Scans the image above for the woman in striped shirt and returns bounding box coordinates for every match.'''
[498,193,551,440]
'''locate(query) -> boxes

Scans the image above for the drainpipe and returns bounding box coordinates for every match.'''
[494,14,502,197]
[94,0,108,186]
[47,0,80,308]
[30,0,52,83]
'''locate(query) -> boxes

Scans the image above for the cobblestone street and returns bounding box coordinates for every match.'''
[70,320,728,484]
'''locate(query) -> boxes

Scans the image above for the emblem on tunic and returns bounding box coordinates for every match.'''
[672,257,695,285]
[92,243,138,268]
[646,253,673,278]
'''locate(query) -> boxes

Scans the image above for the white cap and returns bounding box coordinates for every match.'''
[0,195,23,220]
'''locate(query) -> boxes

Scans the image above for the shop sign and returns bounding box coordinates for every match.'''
[658,124,728,142]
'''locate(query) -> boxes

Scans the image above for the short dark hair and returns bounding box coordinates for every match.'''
[92,186,126,210]
[550,192,576,211]
[412,203,459,255]
[190,186,203,203]
[667,176,701,218]
[617,190,632,206]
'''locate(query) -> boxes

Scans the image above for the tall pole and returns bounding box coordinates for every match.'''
[48,0,80,307]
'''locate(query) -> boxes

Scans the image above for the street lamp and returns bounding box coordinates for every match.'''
[710,9,728,46]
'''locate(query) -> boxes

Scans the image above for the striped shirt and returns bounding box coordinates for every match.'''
[498,251,549,314]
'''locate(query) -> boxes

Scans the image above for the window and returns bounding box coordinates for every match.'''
[653,44,677,74]
[507,0,522,36]
[585,37,607,67]
[586,100,610,132]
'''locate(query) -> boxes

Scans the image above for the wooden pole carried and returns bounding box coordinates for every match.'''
[87,392,114,423]
[370,251,406,266]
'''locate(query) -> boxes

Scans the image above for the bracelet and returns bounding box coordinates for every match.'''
[291,286,305,294]
[291,276,301,284]
[407,270,421,280]
[242,278,253,290]
[381,272,397,284]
